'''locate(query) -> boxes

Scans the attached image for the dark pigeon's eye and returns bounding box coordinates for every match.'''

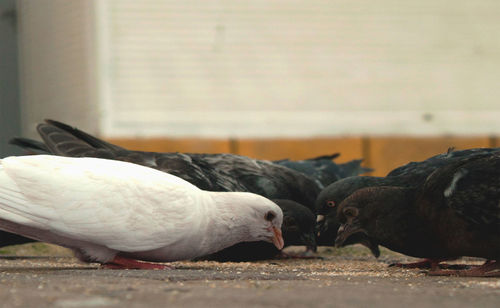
[327,200,336,208]
[343,207,359,218]
[265,211,276,221]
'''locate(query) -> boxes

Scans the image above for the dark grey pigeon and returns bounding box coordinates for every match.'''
[335,152,500,277]
[315,146,500,246]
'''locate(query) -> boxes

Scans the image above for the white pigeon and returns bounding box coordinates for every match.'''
[0,155,284,269]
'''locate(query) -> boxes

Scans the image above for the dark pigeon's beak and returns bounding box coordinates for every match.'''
[315,214,339,246]
[335,223,380,258]
[316,215,326,238]
[272,226,285,250]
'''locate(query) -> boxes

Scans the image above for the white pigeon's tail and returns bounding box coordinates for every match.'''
[0,159,57,245]
[0,159,44,228]
[0,158,108,258]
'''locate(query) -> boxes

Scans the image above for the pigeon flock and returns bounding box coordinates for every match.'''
[0,119,498,277]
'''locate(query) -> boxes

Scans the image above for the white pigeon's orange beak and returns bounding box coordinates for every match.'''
[271,226,285,250]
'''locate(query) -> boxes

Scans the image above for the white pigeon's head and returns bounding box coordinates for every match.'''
[213,192,284,250]
[247,194,284,250]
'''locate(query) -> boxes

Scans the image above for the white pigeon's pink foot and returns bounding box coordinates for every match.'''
[101,256,171,269]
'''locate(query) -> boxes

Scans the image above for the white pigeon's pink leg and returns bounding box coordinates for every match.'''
[101,256,172,269]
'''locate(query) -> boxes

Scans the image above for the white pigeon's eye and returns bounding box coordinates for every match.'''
[327,200,336,208]
[265,211,276,221]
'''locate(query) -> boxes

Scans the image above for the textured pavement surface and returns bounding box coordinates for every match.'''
[0,245,499,308]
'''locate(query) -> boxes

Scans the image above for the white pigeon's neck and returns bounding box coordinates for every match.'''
[197,192,257,255]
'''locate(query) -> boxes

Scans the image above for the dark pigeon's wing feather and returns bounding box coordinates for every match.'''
[9,137,50,154]
[335,159,373,178]
[155,154,248,192]
[275,157,339,188]
[273,153,340,165]
[35,123,221,190]
[36,122,115,158]
[421,153,500,229]
[274,153,371,188]
[44,119,126,152]
[387,147,500,179]
[197,154,320,209]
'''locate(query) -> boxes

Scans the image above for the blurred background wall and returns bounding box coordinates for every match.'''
[3,0,500,175]
[0,0,21,156]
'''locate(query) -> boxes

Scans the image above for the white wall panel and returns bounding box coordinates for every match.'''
[17,1,500,137]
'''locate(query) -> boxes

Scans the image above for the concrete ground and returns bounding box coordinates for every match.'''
[0,244,499,308]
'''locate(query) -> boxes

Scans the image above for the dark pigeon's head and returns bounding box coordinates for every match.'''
[334,187,382,257]
[273,199,317,251]
[315,176,384,244]
[335,185,422,259]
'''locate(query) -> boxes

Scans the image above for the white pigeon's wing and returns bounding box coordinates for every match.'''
[0,155,205,252]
